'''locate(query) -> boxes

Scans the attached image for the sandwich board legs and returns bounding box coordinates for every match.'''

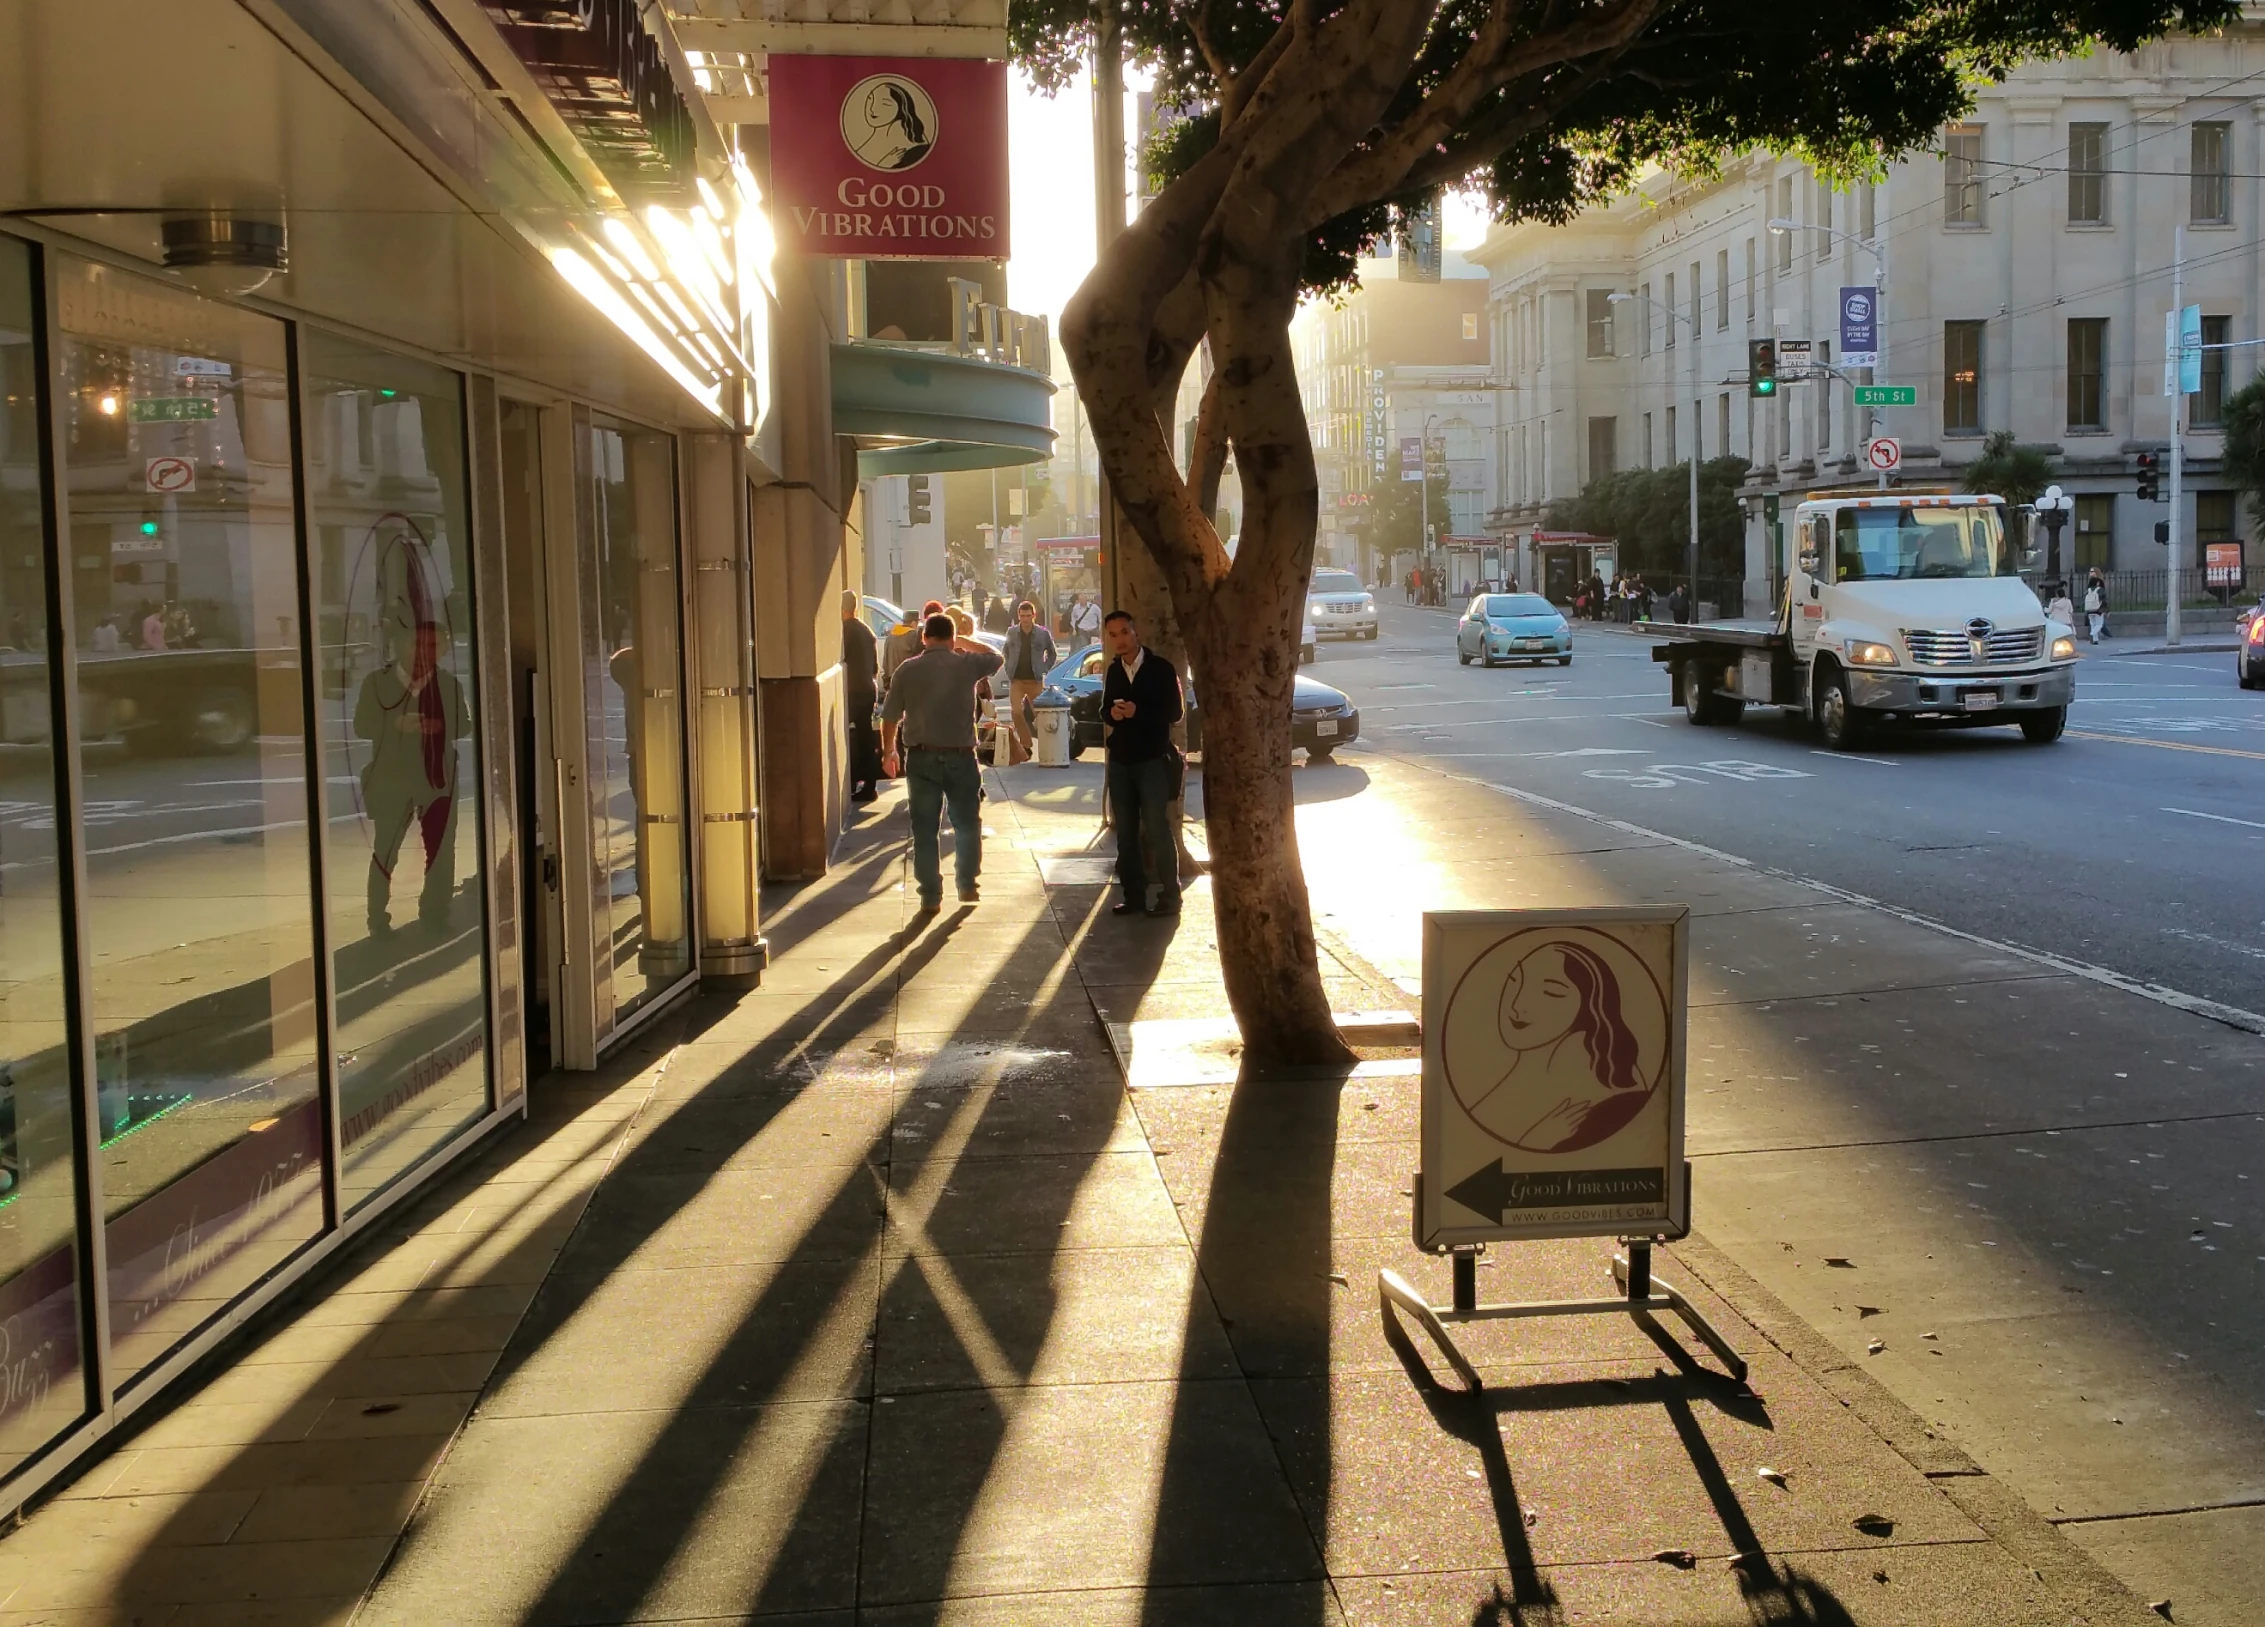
[1379,1239,1748,1390]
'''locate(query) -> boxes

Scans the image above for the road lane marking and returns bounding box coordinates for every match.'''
[2069,730,2265,762]
[2162,926,2265,962]
[1617,714,1673,728]
[1809,750,1900,766]
[1373,749,2265,1037]
[2164,806,2265,831]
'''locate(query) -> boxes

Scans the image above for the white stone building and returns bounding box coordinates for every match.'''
[1473,27,2265,609]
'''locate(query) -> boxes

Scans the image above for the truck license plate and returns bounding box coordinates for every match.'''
[1963,690,2000,711]
[1315,720,1338,737]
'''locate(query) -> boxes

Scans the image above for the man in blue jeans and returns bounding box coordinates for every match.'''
[880,612,1002,910]
[1101,609,1184,918]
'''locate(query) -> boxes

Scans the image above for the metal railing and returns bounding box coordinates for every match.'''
[2073,564,2265,612]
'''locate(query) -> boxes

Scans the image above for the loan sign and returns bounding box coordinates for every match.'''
[1418,907,1689,1248]
[767,55,1010,259]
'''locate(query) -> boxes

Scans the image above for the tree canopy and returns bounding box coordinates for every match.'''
[2218,371,2265,537]
[1016,0,2238,299]
[1960,430,2053,509]
[1546,456,1750,582]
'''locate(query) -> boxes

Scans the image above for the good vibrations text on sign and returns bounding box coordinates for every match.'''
[767,55,1010,260]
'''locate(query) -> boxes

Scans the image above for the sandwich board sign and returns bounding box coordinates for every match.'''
[1418,906,1689,1249]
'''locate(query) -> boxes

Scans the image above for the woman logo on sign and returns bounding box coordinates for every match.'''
[1445,925,1670,1155]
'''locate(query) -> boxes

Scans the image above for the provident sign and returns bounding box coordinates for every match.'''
[767,55,1010,259]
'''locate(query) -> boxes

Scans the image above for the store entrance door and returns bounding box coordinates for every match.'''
[498,399,562,1075]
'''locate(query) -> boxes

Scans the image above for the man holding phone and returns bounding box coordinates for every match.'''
[1100,609,1183,918]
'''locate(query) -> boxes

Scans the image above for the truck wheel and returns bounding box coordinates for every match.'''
[2018,706,2067,744]
[1715,698,1746,725]
[1816,669,1868,750]
[187,688,256,753]
[1681,663,1717,725]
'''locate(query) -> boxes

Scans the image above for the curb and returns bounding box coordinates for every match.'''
[1669,1234,2168,1627]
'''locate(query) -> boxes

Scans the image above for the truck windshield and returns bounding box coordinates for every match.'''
[1834,506,2009,581]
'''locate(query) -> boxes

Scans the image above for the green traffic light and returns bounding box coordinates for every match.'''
[1754,379,1776,396]
[139,521,158,536]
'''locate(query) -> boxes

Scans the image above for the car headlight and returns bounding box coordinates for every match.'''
[1359,594,1374,611]
[1308,602,1324,618]
[2051,636,2077,660]
[1847,640,1897,667]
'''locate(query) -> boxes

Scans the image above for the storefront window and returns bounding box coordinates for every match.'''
[578,417,688,1023]
[53,257,322,1384]
[300,332,489,1212]
[0,237,89,1468]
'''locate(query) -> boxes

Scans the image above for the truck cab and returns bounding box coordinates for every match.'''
[1789,494,2076,745]
[1655,491,2081,747]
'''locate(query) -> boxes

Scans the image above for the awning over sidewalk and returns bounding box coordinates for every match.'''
[832,341,1055,476]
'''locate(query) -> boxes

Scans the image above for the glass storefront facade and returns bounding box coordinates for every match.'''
[0,233,703,1493]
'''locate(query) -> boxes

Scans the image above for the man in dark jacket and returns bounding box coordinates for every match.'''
[842,590,880,801]
[1101,609,1184,918]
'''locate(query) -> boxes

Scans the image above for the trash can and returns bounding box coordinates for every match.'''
[1031,685,1074,767]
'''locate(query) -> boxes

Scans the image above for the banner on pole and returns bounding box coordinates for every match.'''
[1838,287,1879,369]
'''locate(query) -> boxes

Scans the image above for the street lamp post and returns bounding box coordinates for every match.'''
[1766,216,1887,453]
[2034,484,2075,594]
[1609,290,1699,603]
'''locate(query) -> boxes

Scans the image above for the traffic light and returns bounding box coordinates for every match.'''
[1748,339,1778,398]
[907,474,932,526]
[2136,450,2159,502]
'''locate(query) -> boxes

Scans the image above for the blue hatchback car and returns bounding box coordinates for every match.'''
[1455,592,1573,668]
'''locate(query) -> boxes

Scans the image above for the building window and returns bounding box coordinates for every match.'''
[1663,274,1675,349]
[1861,184,1876,239]
[1944,320,1984,434]
[1639,282,1652,355]
[1745,238,1757,323]
[2073,493,2115,570]
[2195,314,2232,426]
[1586,289,1615,358]
[2198,491,2237,558]
[1777,177,1794,269]
[1642,411,1653,468]
[1588,416,1617,482]
[1945,126,1984,226]
[2068,122,2107,224]
[1666,404,1678,463]
[1718,392,1731,458]
[1689,261,1700,336]
[1817,178,1834,258]
[2067,317,2107,430]
[2192,122,2231,225]
[1716,248,1730,329]
[1462,311,1479,341]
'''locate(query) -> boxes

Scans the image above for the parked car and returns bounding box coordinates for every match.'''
[1455,591,1573,667]
[1308,568,1379,641]
[2239,601,2264,689]
[860,595,911,643]
[1042,644,1360,761]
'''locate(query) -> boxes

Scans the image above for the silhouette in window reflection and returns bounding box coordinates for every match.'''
[354,522,467,937]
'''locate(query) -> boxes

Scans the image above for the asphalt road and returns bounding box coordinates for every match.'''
[1320,601,2265,1015]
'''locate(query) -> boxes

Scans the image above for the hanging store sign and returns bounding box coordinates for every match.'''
[1418,906,1689,1248]
[768,55,1009,259]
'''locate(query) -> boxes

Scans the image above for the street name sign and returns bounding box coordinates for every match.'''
[1417,906,1689,1248]
[129,397,217,423]
[1852,385,1916,407]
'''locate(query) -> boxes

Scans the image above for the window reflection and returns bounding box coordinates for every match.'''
[301,333,489,1212]
[0,238,87,1468]
[578,417,688,1023]
[53,257,322,1384]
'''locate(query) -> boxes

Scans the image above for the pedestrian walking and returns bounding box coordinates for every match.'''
[879,612,1002,910]
[841,590,881,802]
[2046,582,2076,637]
[1101,609,1184,918]
[970,581,989,623]
[2083,568,2108,644]
[1071,592,1103,644]
[1000,599,1058,764]
[983,593,1010,633]
[882,598,943,694]
[1668,581,1691,625]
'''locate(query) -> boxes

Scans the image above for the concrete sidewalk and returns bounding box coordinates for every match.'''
[0,762,2169,1625]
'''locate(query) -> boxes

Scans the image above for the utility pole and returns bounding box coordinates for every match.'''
[2168,225,2185,649]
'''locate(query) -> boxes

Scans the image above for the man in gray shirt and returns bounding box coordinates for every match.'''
[880,612,1003,909]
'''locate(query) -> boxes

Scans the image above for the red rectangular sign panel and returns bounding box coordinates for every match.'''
[767,55,1010,260]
